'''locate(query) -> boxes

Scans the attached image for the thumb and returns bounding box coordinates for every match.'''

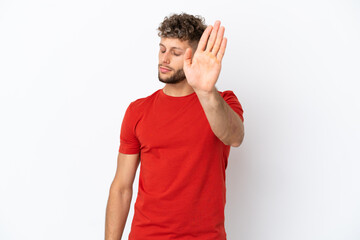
[184,48,192,68]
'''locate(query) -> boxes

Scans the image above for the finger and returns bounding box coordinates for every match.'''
[216,37,227,61]
[205,20,221,52]
[184,48,192,68]
[197,25,213,52]
[211,26,225,55]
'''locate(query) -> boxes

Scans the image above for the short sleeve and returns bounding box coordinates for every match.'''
[221,90,244,122]
[118,102,141,154]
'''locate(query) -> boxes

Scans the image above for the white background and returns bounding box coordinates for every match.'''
[0,0,359,239]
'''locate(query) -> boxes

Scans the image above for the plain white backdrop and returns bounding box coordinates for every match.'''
[0,0,359,239]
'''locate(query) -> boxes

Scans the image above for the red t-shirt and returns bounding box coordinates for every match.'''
[119,89,244,240]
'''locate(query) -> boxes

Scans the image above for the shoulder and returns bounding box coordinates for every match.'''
[217,89,244,121]
[217,89,243,109]
[128,89,161,111]
[217,89,239,100]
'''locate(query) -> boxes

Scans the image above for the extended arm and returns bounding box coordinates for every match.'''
[196,88,244,146]
[183,20,244,146]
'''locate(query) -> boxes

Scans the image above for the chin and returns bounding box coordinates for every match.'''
[158,69,185,84]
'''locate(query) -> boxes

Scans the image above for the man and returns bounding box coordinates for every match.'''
[105,13,244,240]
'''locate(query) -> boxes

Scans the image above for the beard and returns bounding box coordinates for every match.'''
[158,67,186,84]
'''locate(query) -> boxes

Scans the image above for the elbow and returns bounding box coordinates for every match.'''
[230,115,245,147]
[110,183,133,196]
[220,117,245,147]
[231,129,244,147]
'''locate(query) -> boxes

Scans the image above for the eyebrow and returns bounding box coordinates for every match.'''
[159,43,184,51]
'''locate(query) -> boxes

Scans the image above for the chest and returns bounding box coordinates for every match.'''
[135,99,217,152]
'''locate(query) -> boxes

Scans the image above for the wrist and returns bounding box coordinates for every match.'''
[194,86,217,97]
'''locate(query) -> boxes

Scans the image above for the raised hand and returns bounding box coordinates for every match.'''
[183,20,227,94]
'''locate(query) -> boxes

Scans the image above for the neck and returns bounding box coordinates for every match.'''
[162,80,195,97]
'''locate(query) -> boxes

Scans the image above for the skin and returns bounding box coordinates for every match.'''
[158,38,195,95]
[105,153,139,240]
[105,20,244,240]
[159,20,244,146]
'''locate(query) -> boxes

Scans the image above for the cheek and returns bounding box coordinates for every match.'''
[176,57,185,68]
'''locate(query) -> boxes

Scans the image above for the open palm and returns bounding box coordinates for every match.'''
[183,20,227,94]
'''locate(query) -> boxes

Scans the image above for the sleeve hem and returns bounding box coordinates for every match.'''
[119,146,140,154]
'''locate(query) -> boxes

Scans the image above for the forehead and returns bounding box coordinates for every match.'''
[159,37,192,50]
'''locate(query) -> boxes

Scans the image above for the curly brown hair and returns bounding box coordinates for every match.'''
[157,13,207,44]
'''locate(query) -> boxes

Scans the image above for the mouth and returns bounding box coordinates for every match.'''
[159,66,172,73]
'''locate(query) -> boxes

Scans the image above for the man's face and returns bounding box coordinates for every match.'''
[158,37,195,84]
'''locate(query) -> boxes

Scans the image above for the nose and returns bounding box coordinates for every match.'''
[161,51,170,64]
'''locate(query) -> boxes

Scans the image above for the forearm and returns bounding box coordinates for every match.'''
[105,188,133,240]
[195,87,244,146]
